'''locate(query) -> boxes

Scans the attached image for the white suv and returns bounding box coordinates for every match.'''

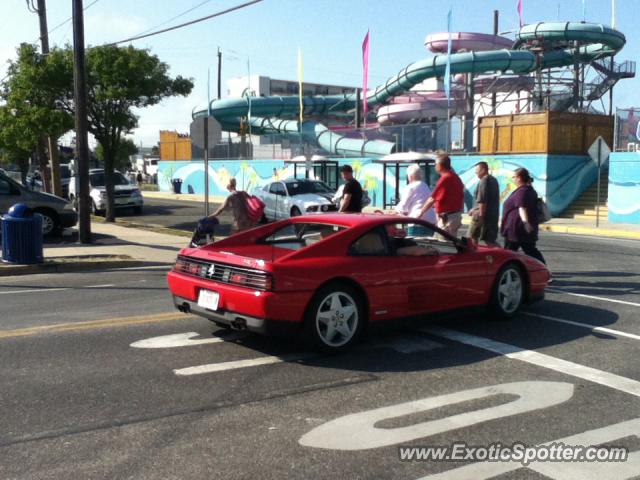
[69,169,143,215]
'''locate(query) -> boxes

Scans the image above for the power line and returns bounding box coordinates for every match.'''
[132,0,215,38]
[31,0,100,46]
[106,0,264,46]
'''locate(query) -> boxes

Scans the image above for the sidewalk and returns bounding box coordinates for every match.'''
[540,216,640,240]
[142,190,225,204]
[0,221,186,276]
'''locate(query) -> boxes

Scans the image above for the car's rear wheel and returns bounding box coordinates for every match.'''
[290,206,301,217]
[304,282,365,352]
[490,263,524,319]
[33,209,59,236]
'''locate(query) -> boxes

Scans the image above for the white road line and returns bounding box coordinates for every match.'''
[524,312,640,341]
[0,288,68,295]
[86,284,115,288]
[422,326,640,397]
[548,288,640,308]
[174,353,313,376]
[131,332,241,349]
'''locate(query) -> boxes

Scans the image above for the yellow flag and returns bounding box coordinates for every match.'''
[298,47,303,129]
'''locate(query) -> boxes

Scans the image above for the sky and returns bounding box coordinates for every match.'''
[1,0,638,148]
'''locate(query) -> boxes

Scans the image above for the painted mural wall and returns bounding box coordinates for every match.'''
[158,153,596,216]
[609,152,640,224]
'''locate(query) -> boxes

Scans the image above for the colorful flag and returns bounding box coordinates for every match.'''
[362,30,370,123]
[297,48,304,129]
[247,59,252,131]
[444,7,452,106]
[207,68,212,117]
[517,0,523,27]
[612,0,616,28]
[582,0,586,21]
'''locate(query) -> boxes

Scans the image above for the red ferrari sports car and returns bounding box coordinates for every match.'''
[167,214,550,351]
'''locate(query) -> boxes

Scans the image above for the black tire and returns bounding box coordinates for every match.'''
[290,206,302,217]
[303,282,365,352]
[133,206,143,214]
[33,209,59,236]
[91,200,104,216]
[489,262,525,320]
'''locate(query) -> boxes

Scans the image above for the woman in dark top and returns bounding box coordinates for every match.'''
[501,168,546,264]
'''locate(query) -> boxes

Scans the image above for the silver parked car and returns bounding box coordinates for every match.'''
[0,171,78,235]
[69,169,143,215]
[254,179,337,221]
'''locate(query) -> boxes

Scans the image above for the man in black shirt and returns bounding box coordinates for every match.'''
[339,164,363,213]
[468,161,500,246]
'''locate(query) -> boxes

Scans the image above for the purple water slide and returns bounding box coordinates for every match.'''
[424,32,513,53]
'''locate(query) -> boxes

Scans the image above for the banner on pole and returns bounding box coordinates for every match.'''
[444,7,452,106]
[362,30,370,124]
[517,0,523,27]
[297,48,303,130]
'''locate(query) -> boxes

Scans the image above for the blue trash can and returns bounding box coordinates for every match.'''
[171,178,183,194]
[1,203,44,264]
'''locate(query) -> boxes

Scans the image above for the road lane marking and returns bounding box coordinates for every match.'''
[299,381,573,450]
[174,353,313,375]
[86,284,116,288]
[131,331,242,348]
[0,288,68,295]
[172,335,444,375]
[548,288,640,307]
[422,326,640,397]
[0,312,194,339]
[524,312,640,341]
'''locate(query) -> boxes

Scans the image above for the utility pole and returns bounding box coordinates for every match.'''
[29,0,62,197]
[72,0,91,243]
[491,10,498,115]
[217,48,222,100]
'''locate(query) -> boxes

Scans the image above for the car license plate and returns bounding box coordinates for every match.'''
[197,289,219,311]
[116,197,129,205]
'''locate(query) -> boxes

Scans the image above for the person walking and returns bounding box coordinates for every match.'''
[501,167,546,264]
[394,163,436,235]
[418,153,464,237]
[468,161,500,246]
[207,178,256,233]
[136,171,143,188]
[338,165,363,213]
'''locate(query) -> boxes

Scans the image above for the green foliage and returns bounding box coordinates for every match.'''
[95,137,139,171]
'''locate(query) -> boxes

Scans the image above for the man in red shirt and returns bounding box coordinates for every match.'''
[418,154,464,237]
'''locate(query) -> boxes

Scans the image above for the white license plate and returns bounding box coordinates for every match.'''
[197,289,219,311]
[116,198,130,205]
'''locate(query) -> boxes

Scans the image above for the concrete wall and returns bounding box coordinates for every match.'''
[609,152,640,224]
[158,153,596,216]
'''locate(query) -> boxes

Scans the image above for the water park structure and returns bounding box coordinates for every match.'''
[158,16,639,224]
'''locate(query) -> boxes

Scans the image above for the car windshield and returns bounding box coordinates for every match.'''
[89,172,131,187]
[263,222,345,250]
[285,181,334,196]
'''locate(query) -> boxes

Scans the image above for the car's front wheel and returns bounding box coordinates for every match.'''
[304,282,365,352]
[33,209,59,236]
[490,263,525,319]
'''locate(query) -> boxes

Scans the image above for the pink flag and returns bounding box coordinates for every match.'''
[517,0,523,27]
[362,30,370,121]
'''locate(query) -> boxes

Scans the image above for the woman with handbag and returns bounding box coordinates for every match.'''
[500,168,546,264]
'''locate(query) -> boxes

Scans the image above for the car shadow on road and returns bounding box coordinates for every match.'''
[204,299,620,374]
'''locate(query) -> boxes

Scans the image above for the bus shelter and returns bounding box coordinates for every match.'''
[374,152,437,210]
[286,155,340,189]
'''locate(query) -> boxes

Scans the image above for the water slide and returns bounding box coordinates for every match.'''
[193,22,626,157]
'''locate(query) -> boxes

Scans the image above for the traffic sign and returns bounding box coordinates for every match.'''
[588,136,611,167]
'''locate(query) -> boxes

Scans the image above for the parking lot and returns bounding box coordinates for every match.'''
[1,232,639,479]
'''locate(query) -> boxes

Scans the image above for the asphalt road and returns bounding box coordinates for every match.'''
[1,234,640,479]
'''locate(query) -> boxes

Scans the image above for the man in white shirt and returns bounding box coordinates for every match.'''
[395,164,437,223]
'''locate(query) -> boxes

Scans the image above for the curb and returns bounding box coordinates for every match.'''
[540,224,640,240]
[0,257,150,277]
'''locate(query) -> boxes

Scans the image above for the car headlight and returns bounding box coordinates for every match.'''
[306,205,319,212]
[63,202,75,211]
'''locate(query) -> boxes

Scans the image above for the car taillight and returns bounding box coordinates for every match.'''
[230,272,273,291]
[174,258,200,275]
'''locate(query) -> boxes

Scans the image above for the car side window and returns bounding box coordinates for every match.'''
[0,177,19,196]
[269,183,285,195]
[349,227,389,256]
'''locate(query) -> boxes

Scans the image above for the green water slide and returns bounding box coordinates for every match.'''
[193,22,626,157]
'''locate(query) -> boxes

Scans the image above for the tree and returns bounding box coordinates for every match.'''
[51,45,193,221]
[0,43,74,188]
[95,137,139,171]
